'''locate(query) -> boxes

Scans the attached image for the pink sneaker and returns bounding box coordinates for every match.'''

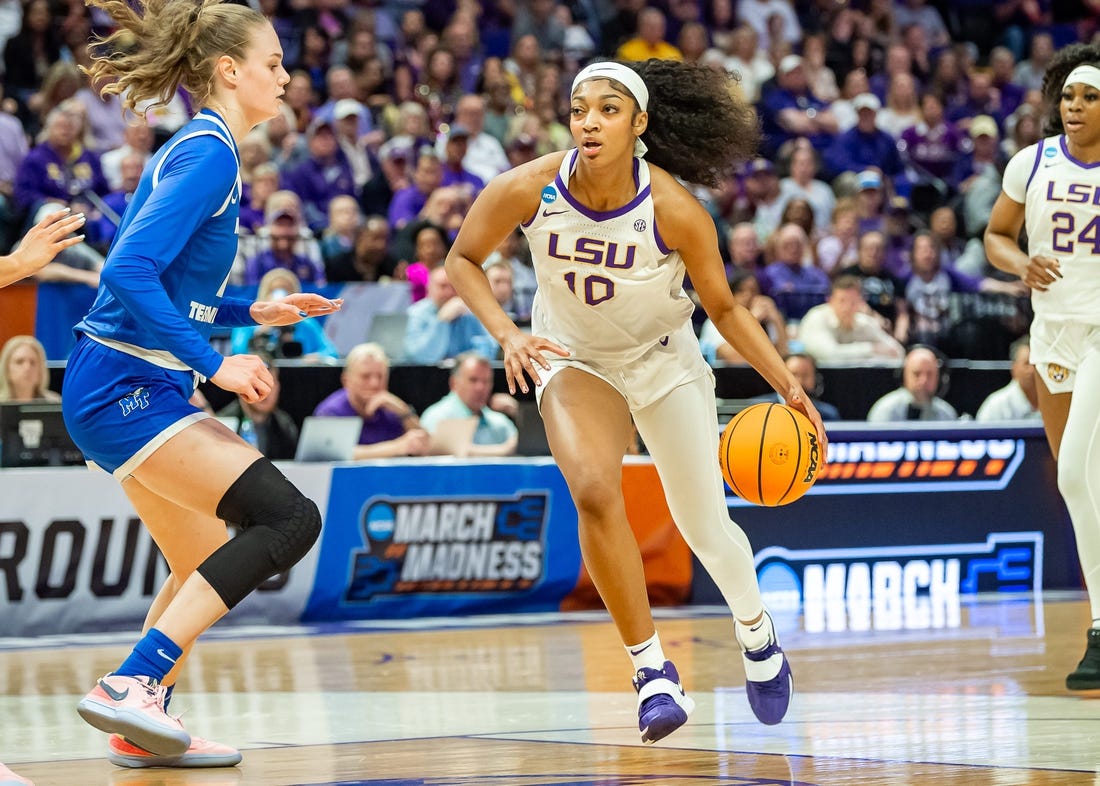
[108,734,242,768]
[77,675,190,756]
[0,763,33,786]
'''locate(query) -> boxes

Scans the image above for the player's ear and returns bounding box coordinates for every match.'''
[215,54,238,85]
[633,110,648,137]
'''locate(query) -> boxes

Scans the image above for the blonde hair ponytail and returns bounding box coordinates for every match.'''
[83,0,266,119]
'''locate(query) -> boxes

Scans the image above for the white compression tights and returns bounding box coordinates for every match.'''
[631,375,764,622]
[1056,351,1100,621]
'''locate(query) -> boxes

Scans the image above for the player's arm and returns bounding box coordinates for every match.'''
[0,208,87,288]
[445,154,569,394]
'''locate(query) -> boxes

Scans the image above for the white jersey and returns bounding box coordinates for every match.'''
[523,150,694,365]
[1003,136,1100,324]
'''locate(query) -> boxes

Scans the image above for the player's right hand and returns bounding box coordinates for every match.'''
[499,330,570,395]
[13,208,86,270]
[1023,255,1061,291]
[211,354,274,403]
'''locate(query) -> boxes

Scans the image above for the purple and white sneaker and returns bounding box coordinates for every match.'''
[736,611,793,725]
[632,660,696,744]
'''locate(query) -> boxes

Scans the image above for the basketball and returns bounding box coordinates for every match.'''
[718,402,821,506]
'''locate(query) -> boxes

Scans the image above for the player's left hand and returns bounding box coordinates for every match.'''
[251,293,343,326]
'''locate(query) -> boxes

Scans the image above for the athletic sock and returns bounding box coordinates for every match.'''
[114,628,183,683]
[625,632,667,672]
[736,612,771,652]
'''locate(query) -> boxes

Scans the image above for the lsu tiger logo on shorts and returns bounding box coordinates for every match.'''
[1046,363,1069,384]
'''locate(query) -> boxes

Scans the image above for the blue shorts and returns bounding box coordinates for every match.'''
[62,335,209,479]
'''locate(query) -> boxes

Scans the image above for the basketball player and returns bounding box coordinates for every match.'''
[985,43,1100,690]
[445,60,827,742]
[61,0,340,768]
[0,208,86,288]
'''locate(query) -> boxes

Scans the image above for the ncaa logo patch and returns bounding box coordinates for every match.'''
[1043,146,1057,158]
[1046,363,1069,384]
[541,186,558,204]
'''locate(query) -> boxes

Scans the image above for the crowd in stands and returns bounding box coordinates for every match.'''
[1,0,1097,445]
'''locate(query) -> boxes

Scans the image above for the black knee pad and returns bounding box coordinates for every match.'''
[197,458,322,608]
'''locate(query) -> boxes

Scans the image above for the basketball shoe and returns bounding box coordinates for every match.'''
[108,734,242,768]
[1066,628,1100,690]
[77,675,191,756]
[633,660,696,743]
[0,763,33,786]
[736,611,793,725]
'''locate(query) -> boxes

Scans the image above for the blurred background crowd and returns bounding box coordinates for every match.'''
[1,0,1098,449]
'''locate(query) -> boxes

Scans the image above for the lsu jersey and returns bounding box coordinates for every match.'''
[523,149,694,365]
[1003,136,1100,325]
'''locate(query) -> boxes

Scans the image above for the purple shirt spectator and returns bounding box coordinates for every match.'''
[313,389,404,445]
[759,260,830,321]
[901,121,965,182]
[14,141,108,212]
[244,248,327,287]
[387,184,430,229]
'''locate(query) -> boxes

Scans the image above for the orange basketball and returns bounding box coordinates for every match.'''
[718,402,821,507]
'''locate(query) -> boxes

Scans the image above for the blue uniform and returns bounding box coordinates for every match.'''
[63,110,257,477]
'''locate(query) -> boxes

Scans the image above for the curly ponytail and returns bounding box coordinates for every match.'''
[83,0,267,119]
[1039,42,1100,136]
[630,60,760,188]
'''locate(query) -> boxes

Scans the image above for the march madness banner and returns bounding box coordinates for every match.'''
[302,459,582,620]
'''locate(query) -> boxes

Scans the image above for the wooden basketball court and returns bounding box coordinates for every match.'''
[2,593,1098,785]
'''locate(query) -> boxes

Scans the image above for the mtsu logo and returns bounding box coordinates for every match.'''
[118,387,150,417]
[345,492,550,601]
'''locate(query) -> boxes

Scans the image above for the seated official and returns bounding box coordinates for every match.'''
[312,342,430,458]
[866,345,958,422]
[420,352,518,457]
[976,336,1040,422]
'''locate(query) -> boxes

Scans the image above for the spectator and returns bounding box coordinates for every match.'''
[616,6,682,62]
[928,206,966,270]
[815,198,860,277]
[450,94,510,186]
[313,66,373,139]
[947,68,1005,130]
[420,352,518,457]
[736,0,801,51]
[725,221,765,273]
[740,158,786,242]
[989,46,1025,118]
[403,220,450,302]
[215,351,299,460]
[699,269,787,364]
[99,121,153,193]
[877,73,924,139]
[505,133,540,169]
[312,342,430,459]
[797,275,906,364]
[319,194,361,282]
[750,352,842,421]
[332,214,399,283]
[483,258,523,322]
[759,223,829,321]
[953,114,1006,196]
[824,93,903,182]
[14,104,109,219]
[0,334,59,402]
[720,25,773,104]
[975,336,1040,422]
[893,0,950,50]
[74,74,128,154]
[801,33,839,102]
[900,91,966,186]
[403,265,495,364]
[1013,31,1054,91]
[238,163,281,235]
[779,141,834,232]
[482,228,536,321]
[854,168,887,234]
[231,269,339,361]
[510,0,566,58]
[838,230,910,343]
[280,117,355,233]
[830,67,872,133]
[438,124,485,196]
[2,0,61,117]
[866,345,957,422]
[387,146,443,231]
[330,98,379,195]
[759,54,838,158]
[84,150,143,252]
[243,204,327,287]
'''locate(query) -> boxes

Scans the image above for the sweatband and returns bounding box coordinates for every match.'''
[571,62,650,111]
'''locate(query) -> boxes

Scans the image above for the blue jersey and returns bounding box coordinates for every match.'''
[75,110,255,380]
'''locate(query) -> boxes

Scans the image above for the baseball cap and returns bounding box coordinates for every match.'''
[779,54,803,75]
[447,124,472,140]
[856,169,882,190]
[333,99,363,120]
[744,157,775,177]
[886,195,910,214]
[969,114,999,139]
[853,93,881,113]
[508,133,537,150]
[307,116,334,136]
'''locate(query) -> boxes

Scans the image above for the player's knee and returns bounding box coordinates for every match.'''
[269,493,322,573]
[570,477,619,519]
[1057,448,1089,504]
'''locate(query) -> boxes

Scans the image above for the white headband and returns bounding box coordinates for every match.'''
[571,62,649,157]
[1064,64,1100,92]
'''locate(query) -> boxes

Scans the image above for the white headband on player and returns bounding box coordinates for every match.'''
[1064,64,1100,92]
[571,62,649,157]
